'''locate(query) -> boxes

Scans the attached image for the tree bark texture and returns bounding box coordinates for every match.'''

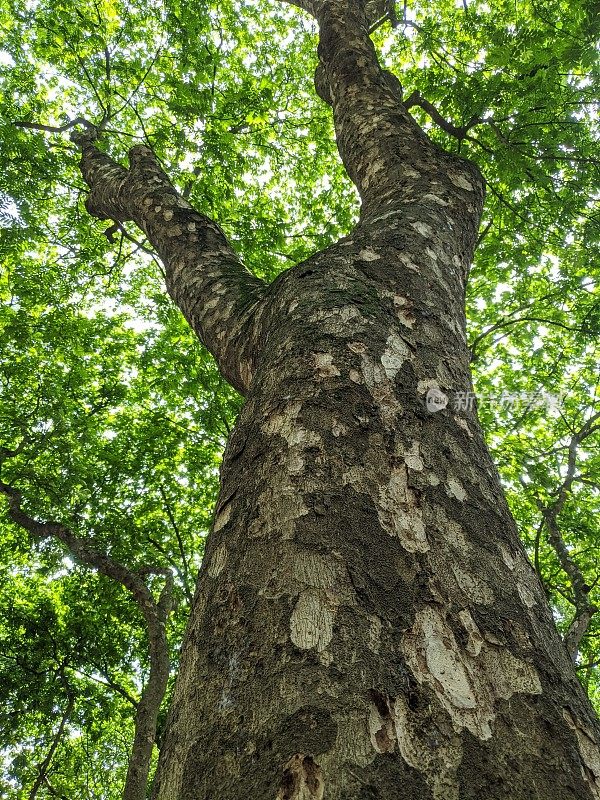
[74,1,600,797]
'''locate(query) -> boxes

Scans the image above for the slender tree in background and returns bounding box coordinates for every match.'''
[2,0,600,797]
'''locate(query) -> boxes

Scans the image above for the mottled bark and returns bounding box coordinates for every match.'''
[71,129,265,395]
[72,1,600,798]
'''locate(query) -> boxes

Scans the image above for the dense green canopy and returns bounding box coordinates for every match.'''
[0,0,599,795]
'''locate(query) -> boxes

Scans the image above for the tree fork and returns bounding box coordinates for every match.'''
[67,1,600,798]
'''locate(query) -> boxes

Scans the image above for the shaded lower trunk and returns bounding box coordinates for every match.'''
[152,219,600,799]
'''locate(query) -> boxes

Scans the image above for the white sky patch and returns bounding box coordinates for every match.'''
[0,50,15,67]
[0,194,20,226]
[493,282,511,302]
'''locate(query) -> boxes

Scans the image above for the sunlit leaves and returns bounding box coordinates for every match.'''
[1,0,599,794]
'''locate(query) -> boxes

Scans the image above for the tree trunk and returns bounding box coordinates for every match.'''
[73,1,600,797]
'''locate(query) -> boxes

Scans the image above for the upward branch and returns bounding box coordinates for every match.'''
[71,128,265,395]
[285,0,485,260]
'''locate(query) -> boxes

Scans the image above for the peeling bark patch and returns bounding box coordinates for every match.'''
[404,441,424,472]
[499,544,516,570]
[378,465,429,552]
[357,248,381,261]
[264,403,320,449]
[517,582,537,608]
[393,695,463,800]
[448,172,474,191]
[422,611,477,710]
[563,709,600,798]
[290,589,336,652]
[454,415,473,437]
[262,401,321,477]
[367,615,382,653]
[380,333,411,379]
[208,544,228,578]
[458,609,484,656]
[393,295,415,328]
[410,221,433,237]
[248,485,308,539]
[313,352,341,378]
[446,477,467,502]
[308,304,365,334]
[213,503,232,533]
[347,339,408,427]
[277,754,324,800]
[331,417,348,437]
[403,606,542,740]
[450,564,493,605]
[368,691,395,753]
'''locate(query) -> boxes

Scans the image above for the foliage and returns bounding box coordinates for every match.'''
[0,0,599,794]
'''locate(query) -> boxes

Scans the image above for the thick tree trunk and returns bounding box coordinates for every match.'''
[73,1,600,797]
[151,219,600,800]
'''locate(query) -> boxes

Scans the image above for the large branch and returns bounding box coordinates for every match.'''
[71,129,265,395]
[0,479,171,800]
[285,0,484,243]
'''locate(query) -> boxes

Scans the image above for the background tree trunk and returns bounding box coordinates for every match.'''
[72,1,600,797]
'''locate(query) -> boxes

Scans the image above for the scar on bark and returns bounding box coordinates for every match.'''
[369,689,396,753]
[278,754,324,800]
